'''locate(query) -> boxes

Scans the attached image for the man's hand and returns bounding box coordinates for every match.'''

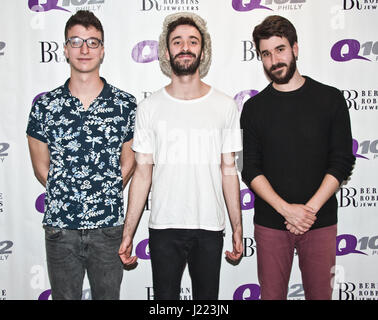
[281,203,317,233]
[225,230,243,263]
[118,235,138,266]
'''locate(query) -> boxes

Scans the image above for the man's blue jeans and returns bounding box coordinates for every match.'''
[44,225,124,300]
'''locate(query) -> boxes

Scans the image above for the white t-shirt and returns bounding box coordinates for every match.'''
[132,87,242,231]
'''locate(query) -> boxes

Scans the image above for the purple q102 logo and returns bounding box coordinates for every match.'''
[331,39,378,62]
[28,0,70,12]
[35,193,45,214]
[29,0,105,12]
[135,238,150,260]
[131,41,159,63]
[336,234,369,256]
[234,90,259,112]
[233,284,261,300]
[0,42,6,56]
[32,92,47,106]
[232,0,306,11]
[240,188,255,211]
[232,0,272,11]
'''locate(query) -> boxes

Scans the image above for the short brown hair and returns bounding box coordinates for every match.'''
[252,15,297,56]
[64,10,104,41]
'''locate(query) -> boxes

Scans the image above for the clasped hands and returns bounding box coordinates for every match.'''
[282,203,317,235]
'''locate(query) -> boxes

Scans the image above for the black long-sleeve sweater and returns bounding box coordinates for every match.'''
[240,76,355,230]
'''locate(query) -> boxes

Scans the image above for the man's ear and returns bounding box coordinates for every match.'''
[293,42,299,60]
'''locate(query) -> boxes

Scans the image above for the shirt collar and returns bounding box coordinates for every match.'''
[62,77,111,100]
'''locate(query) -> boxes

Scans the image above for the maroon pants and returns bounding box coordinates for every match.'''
[254,223,337,300]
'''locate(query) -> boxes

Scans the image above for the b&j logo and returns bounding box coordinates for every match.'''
[232,0,306,12]
[331,39,378,62]
[233,283,305,300]
[338,186,378,208]
[0,143,10,164]
[336,234,378,256]
[343,0,378,11]
[339,282,378,300]
[241,40,261,63]
[353,138,378,160]
[28,0,105,13]
[40,41,65,63]
[0,42,5,57]
[342,89,378,111]
[141,0,200,12]
[0,289,6,300]
[0,240,13,262]
[146,286,192,300]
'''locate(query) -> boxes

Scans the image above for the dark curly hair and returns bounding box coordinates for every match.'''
[253,15,297,57]
[64,10,104,41]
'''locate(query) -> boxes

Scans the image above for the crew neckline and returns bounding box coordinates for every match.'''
[162,86,213,103]
[269,76,311,96]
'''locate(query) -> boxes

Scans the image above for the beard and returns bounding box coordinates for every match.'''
[264,51,297,85]
[169,50,202,76]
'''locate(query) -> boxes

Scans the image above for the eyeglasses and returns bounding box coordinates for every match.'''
[65,37,103,49]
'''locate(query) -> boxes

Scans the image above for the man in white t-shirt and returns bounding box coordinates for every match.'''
[118,12,243,300]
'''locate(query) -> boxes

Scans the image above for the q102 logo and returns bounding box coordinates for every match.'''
[233,283,305,300]
[0,42,5,57]
[39,288,91,300]
[232,0,306,11]
[336,234,378,256]
[28,0,104,12]
[353,138,378,160]
[331,39,378,62]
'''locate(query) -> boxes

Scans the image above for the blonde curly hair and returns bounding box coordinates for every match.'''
[158,12,212,79]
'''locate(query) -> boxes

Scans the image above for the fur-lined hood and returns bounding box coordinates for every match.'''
[158,12,212,79]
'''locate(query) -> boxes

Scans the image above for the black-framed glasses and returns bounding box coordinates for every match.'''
[65,37,103,49]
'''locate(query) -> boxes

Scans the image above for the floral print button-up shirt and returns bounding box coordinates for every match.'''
[27,78,136,229]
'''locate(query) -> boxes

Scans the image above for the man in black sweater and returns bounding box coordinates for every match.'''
[240,15,355,300]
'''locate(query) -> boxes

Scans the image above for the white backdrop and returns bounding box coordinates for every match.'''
[0,0,377,300]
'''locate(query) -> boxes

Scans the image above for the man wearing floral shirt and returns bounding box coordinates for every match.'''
[26,11,136,300]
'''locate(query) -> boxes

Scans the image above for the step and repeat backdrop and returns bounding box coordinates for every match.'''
[0,0,377,300]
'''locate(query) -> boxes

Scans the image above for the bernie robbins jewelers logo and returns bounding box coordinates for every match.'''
[141,0,200,12]
[232,0,306,12]
[28,0,105,13]
[39,41,66,63]
[331,39,378,62]
[342,89,378,111]
[338,186,378,208]
[343,0,378,11]
[146,286,192,300]
[339,282,378,300]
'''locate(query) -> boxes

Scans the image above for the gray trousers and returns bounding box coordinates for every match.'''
[44,225,124,300]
